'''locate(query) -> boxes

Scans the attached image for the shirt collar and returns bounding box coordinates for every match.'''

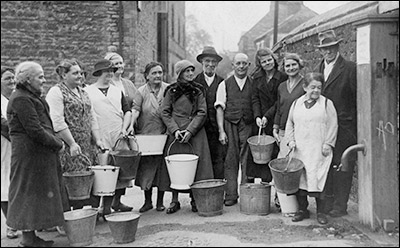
[324,52,340,66]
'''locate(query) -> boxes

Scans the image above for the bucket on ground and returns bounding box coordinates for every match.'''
[63,170,94,200]
[134,134,167,156]
[90,165,119,196]
[105,212,140,244]
[110,137,141,180]
[276,192,298,217]
[191,179,226,217]
[165,139,198,190]
[63,208,98,247]
[240,183,271,215]
[268,157,304,194]
[247,134,275,164]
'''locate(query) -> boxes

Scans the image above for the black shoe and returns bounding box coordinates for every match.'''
[224,199,238,206]
[292,210,310,222]
[328,209,347,218]
[190,200,198,212]
[139,202,153,213]
[166,201,181,214]
[112,203,133,212]
[317,213,328,224]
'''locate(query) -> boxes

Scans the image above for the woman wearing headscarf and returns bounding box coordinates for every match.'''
[161,60,213,214]
[131,62,169,212]
[6,61,67,247]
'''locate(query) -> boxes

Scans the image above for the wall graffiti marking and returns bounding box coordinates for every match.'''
[376,120,395,151]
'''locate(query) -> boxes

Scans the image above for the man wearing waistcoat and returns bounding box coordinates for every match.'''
[194,46,226,179]
[315,30,357,217]
[215,53,254,206]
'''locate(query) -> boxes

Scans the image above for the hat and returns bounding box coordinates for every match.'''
[174,60,195,77]
[92,59,117,77]
[196,46,223,63]
[315,30,343,48]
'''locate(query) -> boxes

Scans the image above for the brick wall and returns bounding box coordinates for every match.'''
[0,1,179,93]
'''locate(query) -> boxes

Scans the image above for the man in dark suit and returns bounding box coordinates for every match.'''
[315,30,357,217]
[194,46,226,179]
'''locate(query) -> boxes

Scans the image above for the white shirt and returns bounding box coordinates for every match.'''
[323,52,340,81]
[204,73,215,87]
[214,75,248,110]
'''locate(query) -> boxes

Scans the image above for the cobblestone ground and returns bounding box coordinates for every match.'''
[1,182,399,247]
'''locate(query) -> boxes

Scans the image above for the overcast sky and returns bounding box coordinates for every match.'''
[186,1,350,51]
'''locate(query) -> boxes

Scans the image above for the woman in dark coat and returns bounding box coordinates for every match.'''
[161,60,214,214]
[6,61,67,247]
[250,48,288,183]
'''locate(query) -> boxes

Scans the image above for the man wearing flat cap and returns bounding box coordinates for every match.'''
[314,29,357,218]
[194,46,226,180]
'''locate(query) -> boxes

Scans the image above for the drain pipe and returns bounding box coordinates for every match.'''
[340,140,367,172]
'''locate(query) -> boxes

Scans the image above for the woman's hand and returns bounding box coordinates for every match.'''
[288,141,296,151]
[126,124,134,136]
[219,130,228,145]
[256,116,267,128]
[322,144,332,157]
[273,128,280,143]
[96,139,106,150]
[69,142,81,157]
[180,130,192,143]
[175,130,184,141]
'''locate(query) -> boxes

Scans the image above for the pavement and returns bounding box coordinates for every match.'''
[1,179,399,247]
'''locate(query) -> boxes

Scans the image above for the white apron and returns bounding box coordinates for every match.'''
[85,84,132,189]
[1,94,12,201]
[285,95,338,192]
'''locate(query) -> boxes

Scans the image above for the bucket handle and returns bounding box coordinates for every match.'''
[166,138,196,161]
[112,136,139,152]
[257,125,263,144]
[284,147,294,172]
[66,153,93,172]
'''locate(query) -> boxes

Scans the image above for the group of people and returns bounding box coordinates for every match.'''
[1,29,357,247]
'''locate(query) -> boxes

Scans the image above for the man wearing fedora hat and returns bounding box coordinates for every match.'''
[315,29,357,218]
[194,46,226,180]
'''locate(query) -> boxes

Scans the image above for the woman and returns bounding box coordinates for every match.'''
[250,48,288,184]
[273,53,306,158]
[84,59,133,217]
[1,66,18,239]
[6,61,66,247]
[285,72,338,225]
[46,59,105,210]
[104,49,139,108]
[161,60,214,214]
[132,62,169,213]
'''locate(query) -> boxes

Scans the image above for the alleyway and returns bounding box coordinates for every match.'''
[1,180,398,247]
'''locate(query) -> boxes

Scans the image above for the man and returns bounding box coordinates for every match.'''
[315,30,357,217]
[194,46,226,179]
[215,53,253,206]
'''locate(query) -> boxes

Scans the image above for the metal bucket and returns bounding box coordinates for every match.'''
[240,183,271,215]
[63,208,98,247]
[165,140,198,190]
[63,170,94,200]
[134,134,168,156]
[105,212,140,244]
[247,135,275,164]
[269,157,304,194]
[110,137,141,180]
[90,165,119,196]
[191,179,226,217]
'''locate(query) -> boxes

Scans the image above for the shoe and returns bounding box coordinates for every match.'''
[292,210,310,222]
[112,203,133,212]
[190,200,198,212]
[19,236,54,247]
[328,209,347,218]
[6,227,18,239]
[224,199,238,206]
[166,201,181,214]
[139,202,153,213]
[317,213,328,224]
[156,205,166,211]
